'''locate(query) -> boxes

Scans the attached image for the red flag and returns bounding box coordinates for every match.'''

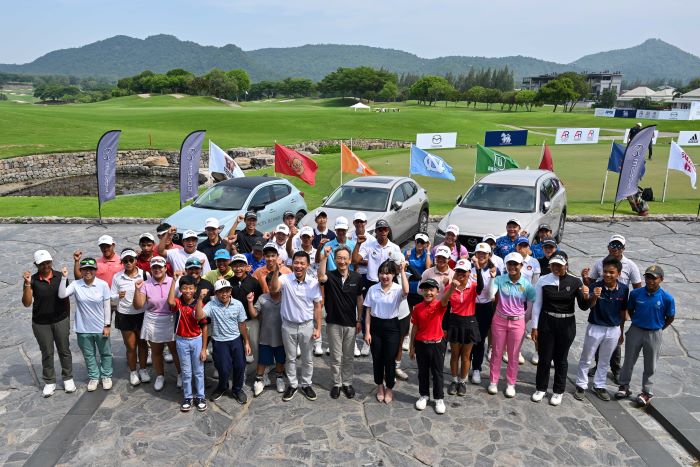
[274,144,318,186]
[539,143,553,171]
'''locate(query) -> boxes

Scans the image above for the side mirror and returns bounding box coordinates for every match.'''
[456,195,463,204]
[392,201,403,211]
[543,201,551,213]
[322,196,328,203]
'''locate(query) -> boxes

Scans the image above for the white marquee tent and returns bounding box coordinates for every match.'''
[350,102,370,111]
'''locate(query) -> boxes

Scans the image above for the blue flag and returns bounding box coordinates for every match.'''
[409,145,455,181]
[608,142,645,177]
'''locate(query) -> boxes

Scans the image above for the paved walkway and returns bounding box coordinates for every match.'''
[1,222,698,466]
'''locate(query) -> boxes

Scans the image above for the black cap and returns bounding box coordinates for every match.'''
[283,211,295,219]
[375,219,390,229]
[252,239,265,251]
[245,211,257,220]
[644,265,664,279]
[419,278,440,290]
[538,224,552,232]
[542,239,557,248]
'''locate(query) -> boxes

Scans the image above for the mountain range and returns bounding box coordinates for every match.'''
[1,35,699,84]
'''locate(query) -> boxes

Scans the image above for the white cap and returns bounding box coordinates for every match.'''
[504,252,524,264]
[150,256,166,267]
[435,245,451,258]
[353,212,367,222]
[300,226,314,237]
[182,230,198,240]
[482,234,497,243]
[205,217,220,229]
[609,234,626,246]
[334,216,349,230]
[415,233,429,243]
[315,209,327,218]
[275,224,290,235]
[549,254,567,266]
[445,224,459,236]
[214,279,232,291]
[34,250,52,264]
[97,235,114,246]
[454,259,471,271]
[507,218,521,227]
[474,242,491,254]
[120,249,137,260]
[231,254,248,264]
[139,232,155,243]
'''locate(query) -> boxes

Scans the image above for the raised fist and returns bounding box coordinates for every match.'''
[73,250,82,262]
[61,267,68,278]
[593,287,602,298]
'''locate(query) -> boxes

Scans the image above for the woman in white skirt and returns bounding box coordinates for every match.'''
[134,256,181,391]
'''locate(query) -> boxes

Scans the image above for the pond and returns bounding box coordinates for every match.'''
[3,174,181,197]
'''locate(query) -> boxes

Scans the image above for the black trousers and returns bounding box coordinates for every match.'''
[594,345,622,373]
[535,314,576,394]
[370,317,401,388]
[471,302,495,372]
[415,341,445,399]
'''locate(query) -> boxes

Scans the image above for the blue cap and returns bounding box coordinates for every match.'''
[213,249,232,261]
[185,257,203,269]
[516,236,530,246]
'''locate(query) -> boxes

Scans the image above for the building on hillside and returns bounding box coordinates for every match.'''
[617,86,676,105]
[671,88,700,110]
[520,71,622,97]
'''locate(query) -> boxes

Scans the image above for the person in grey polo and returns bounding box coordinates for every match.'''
[269,250,322,402]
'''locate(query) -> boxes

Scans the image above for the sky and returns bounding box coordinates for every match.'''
[2,0,699,64]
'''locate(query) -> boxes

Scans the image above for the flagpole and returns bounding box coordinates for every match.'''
[273,140,277,178]
[601,140,614,204]
[662,139,673,202]
[409,143,412,177]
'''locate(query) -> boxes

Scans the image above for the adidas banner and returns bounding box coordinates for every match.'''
[678,131,700,146]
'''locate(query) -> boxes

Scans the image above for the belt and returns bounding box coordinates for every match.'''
[417,339,442,344]
[496,312,523,321]
[546,312,575,319]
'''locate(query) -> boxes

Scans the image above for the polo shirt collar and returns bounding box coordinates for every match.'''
[38,271,54,282]
[101,255,118,262]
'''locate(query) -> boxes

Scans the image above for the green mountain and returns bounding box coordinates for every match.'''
[1,35,698,84]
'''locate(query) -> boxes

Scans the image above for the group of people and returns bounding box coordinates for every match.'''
[22,212,675,414]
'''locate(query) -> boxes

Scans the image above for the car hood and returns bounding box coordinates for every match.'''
[299,207,387,232]
[164,206,242,237]
[438,206,540,240]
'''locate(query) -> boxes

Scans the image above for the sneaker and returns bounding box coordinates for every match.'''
[102,377,112,390]
[502,353,508,363]
[301,385,317,401]
[87,379,99,392]
[518,352,525,365]
[154,375,165,391]
[594,387,611,401]
[402,335,410,351]
[530,353,539,365]
[212,368,219,379]
[253,378,264,397]
[330,386,341,399]
[469,370,480,385]
[360,341,371,356]
[574,387,585,401]
[448,381,459,395]
[195,397,207,412]
[164,349,173,363]
[487,383,498,395]
[549,393,563,406]
[395,367,408,380]
[354,343,361,357]
[531,390,546,402]
[505,384,516,398]
[434,399,446,414]
[342,385,356,399]
[180,398,193,412]
[325,347,330,356]
[130,371,141,386]
[457,382,467,397]
[231,390,248,404]
[211,389,226,401]
[147,351,152,366]
[415,395,429,411]
[42,383,56,397]
[636,392,652,406]
[138,369,151,383]
[313,342,323,356]
[283,386,298,401]
[276,376,286,393]
[588,366,597,377]
[615,385,631,399]
[63,379,76,393]
[296,344,302,358]
[176,374,182,388]
[246,354,255,364]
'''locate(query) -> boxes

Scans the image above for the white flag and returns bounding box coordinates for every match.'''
[668,141,696,189]
[209,140,245,179]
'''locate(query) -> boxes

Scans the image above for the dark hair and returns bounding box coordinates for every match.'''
[265,271,281,285]
[178,275,196,288]
[156,223,171,234]
[377,259,398,276]
[602,255,622,273]
[292,250,310,263]
[334,245,352,258]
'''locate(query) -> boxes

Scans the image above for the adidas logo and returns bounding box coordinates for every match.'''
[689,134,699,144]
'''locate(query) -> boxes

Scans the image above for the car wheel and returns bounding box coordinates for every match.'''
[555,211,566,243]
[418,209,429,234]
[295,210,306,225]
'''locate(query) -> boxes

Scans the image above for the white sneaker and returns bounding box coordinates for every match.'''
[42,383,56,397]
[550,393,563,406]
[505,384,516,398]
[176,374,182,388]
[296,344,302,358]
[138,369,151,383]
[325,347,330,356]
[402,335,410,351]
[471,370,481,385]
[415,395,429,410]
[531,390,546,402]
[102,377,112,390]
[253,379,264,397]
[530,353,539,365]
[212,368,219,379]
[276,376,285,393]
[395,367,408,380]
[154,375,165,391]
[146,351,152,366]
[502,353,508,363]
[487,383,498,395]
[164,350,173,363]
[87,379,99,392]
[130,371,141,386]
[246,354,255,364]
[63,379,76,393]
[313,341,323,356]
[434,399,446,414]
[518,352,525,365]
[361,341,371,356]
[354,343,361,357]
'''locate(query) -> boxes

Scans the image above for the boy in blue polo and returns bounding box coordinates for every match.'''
[616,265,676,406]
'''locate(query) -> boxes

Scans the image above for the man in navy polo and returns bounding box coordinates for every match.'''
[615,265,675,406]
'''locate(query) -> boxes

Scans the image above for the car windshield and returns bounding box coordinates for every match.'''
[192,184,252,210]
[460,183,536,213]
[324,186,390,212]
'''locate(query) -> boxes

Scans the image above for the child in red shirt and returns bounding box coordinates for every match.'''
[168,272,208,413]
[409,279,449,414]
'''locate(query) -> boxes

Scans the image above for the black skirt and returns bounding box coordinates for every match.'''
[447,314,481,344]
[115,312,145,332]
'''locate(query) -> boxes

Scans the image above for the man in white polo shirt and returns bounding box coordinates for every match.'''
[158,227,211,275]
[352,219,402,285]
[269,250,323,402]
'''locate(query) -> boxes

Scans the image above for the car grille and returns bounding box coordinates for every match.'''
[458,235,481,252]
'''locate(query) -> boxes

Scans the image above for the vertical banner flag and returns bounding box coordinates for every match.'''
[95,130,121,205]
[341,143,376,176]
[179,130,206,206]
[539,143,553,171]
[274,144,318,185]
[475,144,519,173]
[668,141,697,189]
[209,140,245,179]
[615,126,655,203]
[409,145,455,181]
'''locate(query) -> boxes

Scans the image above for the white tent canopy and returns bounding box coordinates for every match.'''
[350,102,370,111]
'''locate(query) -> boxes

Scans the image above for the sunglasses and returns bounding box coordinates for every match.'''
[121,257,135,264]
[151,265,164,270]
[608,243,624,250]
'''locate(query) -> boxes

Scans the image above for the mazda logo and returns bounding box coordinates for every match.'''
[432,135,442,144]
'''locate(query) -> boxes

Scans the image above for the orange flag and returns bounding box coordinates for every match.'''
[539,143,554,171]
[341,143,377,176]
